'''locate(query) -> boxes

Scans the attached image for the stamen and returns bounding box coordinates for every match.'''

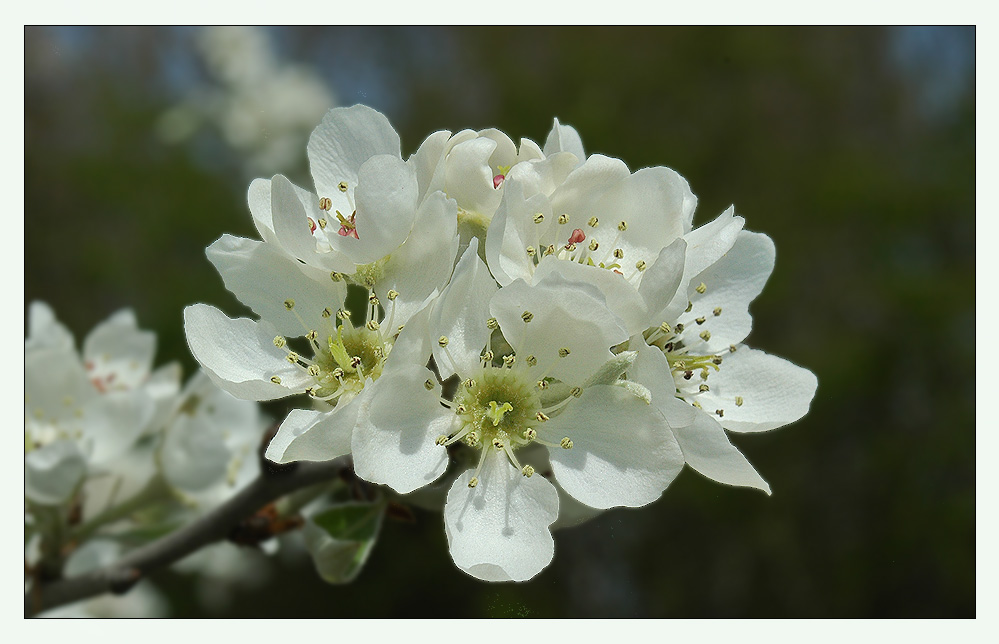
[587,216,599,227]
[521,465,535,477]
[695,282,707,294]
[735,396,744,407]
[523,428,537,441]
[715,409,724,417]
[273,336,286,348]
[695,316,706,325]
[558,347,571,358]
[699,330,711,341]
[526,355,538,367]
[558,213,570,225]
[613,248,624,259]
[560,437,574,449]
[270,376,282,384]
[521,310,534,323]
[526,246,537,256]
[533,213,545,224]
[284,299,295,310]
[438,335,449,347]
[319,197,332,211]
[535,412,549,422]
[468,445,490,488]
[338,181,348,192]
[699,384,710,392]
[424,379,435,391]
[493,174,506,189]
[330,271,343,282]
[635,260,647,272]
[486,317,499,330]
[617,220,628,231]
[713,307,722,316]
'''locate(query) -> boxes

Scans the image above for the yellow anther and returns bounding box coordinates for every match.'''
[486,317,499,330]
[468,477,479,488]
[692,400,702,409]
[521,465,535,477]
[713,307,722,316]
[521,311,534,323]
[713,356,723,365]
[526,246,537,256]
[386,289,399,301]
[699,384,710,392]
[273,336,286,348]
[558,347,571,358]
[587,216,599,227]
[503,354,516,366]
[588,239,599,251]
[523,428,538,441]
[350,356,362,369]
[544,244,556,255]
[700,330,712,341]
[635,260,647,271]
[565,243,577,252]
[613,248,624,259]
[424,379,435,390]
[715,409,724,417]
[492,437,505,450]
[570,387,583,398]
[558,213,569,225]
[456,404,467,414]
[686,301,693,313]
[675,323,685,332]
[330,271,343,282]
[617,220,628,231]
[560,437,574,449]
[659,322,671,334]
[333,368,345,379]
[536,411,549,422]
[366,320,380,331]
[537,380,549,390]
[307,365,321,377]
[270,376,282,384]
[318,218,328,229]
[286,352,300,363]
[435,435,448,446]
[464,432,480,446]
[438,335,449,347]
[336,308,351,320]
[526,355,537,367]
[305,387,317,397]
[397,325,405,333]
[338,181,348,192]
[319,196,332,211]
[695,316,706,325]
[321,307,333,318]
[730,344,737,353]
[695,282,707,294]
[283,299,295,310]
[481,350,494,362]
[464,378,477,390]
[533,213,545,224]
[735,396,744,407]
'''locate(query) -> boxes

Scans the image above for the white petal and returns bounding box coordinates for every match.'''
[351,364,450,494]
[82,309,156,390]
[484,177,552,285]
[25,440,87,505]
[638,238,687,324]
[490,271,628,387]
[442,136,501,218]
[672,410,771,494]
[338,154,420,265]
[26,301,75,353]
[161,412,230,493]
[308,104,401,200]
[676,230,775,351]
[247,178,280,248]
[543,117,585,168]
[265,404,356,465]
[183,304,311,401]
[630,338,697,429]
[505,152,579,199]
[383,295,434,373]
[78,390,155,464]
[444,449,559,582]
[270,174,351,272]
[550,154,630,218]
[663,207,744,319]
[142,362,183,433]
[431,239,497,379]
[25,346,93,424]
[374,190,458,324]
[547,384,684,509]
[410,129,452,199]
[207,234,347,337]
[693,346,818,433]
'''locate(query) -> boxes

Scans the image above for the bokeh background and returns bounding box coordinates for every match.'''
[24,26,975,618]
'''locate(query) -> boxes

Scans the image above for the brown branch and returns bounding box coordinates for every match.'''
[25,457,351,617]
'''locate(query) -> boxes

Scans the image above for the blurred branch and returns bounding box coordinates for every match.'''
[25,457,351,617]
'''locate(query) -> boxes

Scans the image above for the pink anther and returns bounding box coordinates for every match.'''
[565,228,586,249]
[493,174,505,189]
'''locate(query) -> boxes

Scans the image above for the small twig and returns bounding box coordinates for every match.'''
[25,456,352,617]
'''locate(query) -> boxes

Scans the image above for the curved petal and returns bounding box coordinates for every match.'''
[484,178,552,285]
[82,309,156,390]
[638,238,687,325]
[663,207,744,319]
[383,294,434,373]
[207,234,347,337]
[308,104,402,200]
[410,129,452,199]
[443,136,501,218]
[247,178,280,248]
[338,155,420,265]
[546,384,684,509]
[444,449,559,582]
[672,409,771,494]
[26,301,75,353]
[691,346,818,433]
[630,338,697,429]
[543,118,585,169]
[505,151,579,199]
[183,304,312,401]
[79,390,155,464]
[265,403,357,465]
[160,412,230,493]
[431,239,497,379]
[549,154,630,220]
[25,440,87,506]
[25,346,93,424]
[270,174,351,272]
[490,270,628,388]
[351,364,450,494]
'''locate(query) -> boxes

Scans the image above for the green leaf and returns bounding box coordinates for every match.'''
[304,502,385,584]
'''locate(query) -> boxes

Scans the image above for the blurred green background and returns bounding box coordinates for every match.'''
[24,26,975,618]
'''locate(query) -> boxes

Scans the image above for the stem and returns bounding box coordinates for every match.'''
[25,456,352,617]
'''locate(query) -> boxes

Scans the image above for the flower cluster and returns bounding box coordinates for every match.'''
[185,105,817,582]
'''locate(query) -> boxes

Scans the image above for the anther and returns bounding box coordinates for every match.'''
[523,428,538,441]
[560,437,574,449]
[700,330,712,341]
[468,477,479,488]
[612,248,624,260]
[544,244,556,256]
[730,344,737,353]
[464,432,480,446]
[338,181,348,192]
[481,350,494,362]
[526,246,536,256]
[659,321,671,334]
[492,437,504,450]
[424,379,435,391]
[635,260,647,271]
[533,213,545,224]
[336,309,351,320]
[713,357,723,365]
[537,380,549,390]
[319,197,332,211]
[588,239,599,251]
[387,289,399,301]
[558,347,571,358]
[273,336,286,348]
[350,356,362,369]
[318,218,328,230]
[307,365,321,377]
[438,335,449,347]
[308,217,316,233]
[522,311,534,323]
[283,299,295,310]
[330,271,343,282]
[270,376,282,384]
[333,368,345,379]
[699,384,710,392]
[692,400,702,409]
[306,387,317,397]
[366,320,380,331]
[463,379,476,390]
[286,352,300,364]
[683,370,694,380]
[558,213,570,225]
[696,316,706,325]
[618,220,628,231]
[455,404,467,414]
[503,354,516,367]
[368,291,379,304]
[715,409,724,417]
[526,355,537,366]
[675,323,685,332]
[685,301,693,313]
[565,243,577,252]
[536,412,549,422]
[435,435,448,446]
[735,396,744,407]
[521,465,535,477]
[306,330,317,341]
[587,216,599,227]
[713,307,722,316]
[486,317,499,330]
[570,387,582,397]
[695,282,707,294]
